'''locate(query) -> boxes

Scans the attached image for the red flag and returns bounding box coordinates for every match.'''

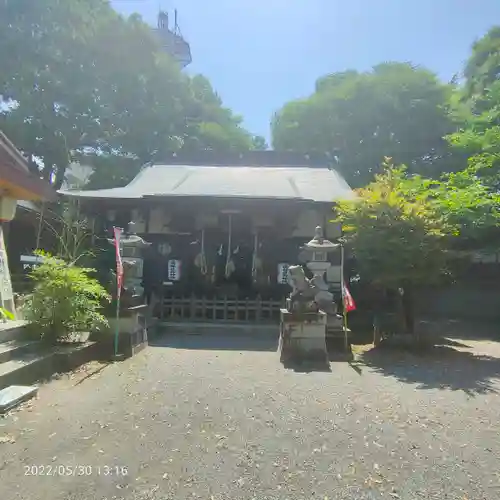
[113,227,124,298]
[342,279,356,313]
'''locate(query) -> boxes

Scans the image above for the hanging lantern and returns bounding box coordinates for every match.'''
[167,259,182,281]
[277,263,290,285]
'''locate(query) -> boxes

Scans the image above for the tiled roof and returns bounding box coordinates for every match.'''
[59,163,355,203]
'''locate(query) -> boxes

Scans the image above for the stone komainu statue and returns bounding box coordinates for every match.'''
[287,264,338,316]
[286,265,318,313]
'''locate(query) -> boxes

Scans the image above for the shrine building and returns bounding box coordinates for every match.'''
[59,151,355,323]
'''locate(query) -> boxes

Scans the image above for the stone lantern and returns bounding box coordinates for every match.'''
[279,226,339,370]
[113,221,151,303]
[304,226,339,312]
[107,221,152,359]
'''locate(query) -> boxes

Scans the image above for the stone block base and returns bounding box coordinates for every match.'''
[104,305,148,359]
[0,385,38,413]
[279,309,329,369]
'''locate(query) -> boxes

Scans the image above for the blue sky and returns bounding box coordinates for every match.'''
[111,0,500,141]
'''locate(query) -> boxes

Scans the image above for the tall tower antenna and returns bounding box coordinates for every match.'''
[152,3,192,68]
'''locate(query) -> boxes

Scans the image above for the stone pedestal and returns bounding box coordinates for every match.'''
[279,309,329,369]
[107,304,148,359]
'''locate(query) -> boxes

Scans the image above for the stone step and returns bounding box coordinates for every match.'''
[0,385,38,413]
[0,350,55,391]
[0,340,41,364]
[0,342,102,392]
[160,321,278,337]
[0,321,31,343]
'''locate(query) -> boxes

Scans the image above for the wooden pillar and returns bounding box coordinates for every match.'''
[0,223,16,316]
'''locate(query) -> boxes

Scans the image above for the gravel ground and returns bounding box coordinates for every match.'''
[0,333,499,500]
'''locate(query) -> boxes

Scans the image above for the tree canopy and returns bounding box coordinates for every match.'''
[431,166,500,250]
[272,63,460,187]
[336,160,449,290]
[463,26,500,105]
[0,0,261,188]
[446,28,500,193]
[337,154,500,287]
[274,27,500,263]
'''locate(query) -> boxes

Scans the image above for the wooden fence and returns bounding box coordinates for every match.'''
[160,295,284,323]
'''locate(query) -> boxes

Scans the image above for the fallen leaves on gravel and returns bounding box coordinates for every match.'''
[0,434,15,444]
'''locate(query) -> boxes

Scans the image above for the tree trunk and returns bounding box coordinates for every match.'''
[370,284,384,346]
[401,282,415,334]
[373,321,382,346]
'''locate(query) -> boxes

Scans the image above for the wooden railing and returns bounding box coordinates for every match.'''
[160,295,284,323]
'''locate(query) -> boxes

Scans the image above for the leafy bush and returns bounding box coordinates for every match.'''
[22,252,111,343]
[0,308,15,322]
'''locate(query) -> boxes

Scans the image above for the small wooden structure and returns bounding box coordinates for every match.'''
[60,152,355,324]
[0,131,56,314]
[6,201,60,292]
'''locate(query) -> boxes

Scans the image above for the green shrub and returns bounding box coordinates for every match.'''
[22,252,111,343]
[0,307,15,322]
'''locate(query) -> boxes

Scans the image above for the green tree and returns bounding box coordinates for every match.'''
[447,28,500,194]
[463,26,500,106]
[432,164,500,250]
[336,159,449,333]
[337,153,500,333]
[250,135,268,151]
[272,63,459,187]
[0,0,257,188]
[179,75,262,153]
[0,0,113,183]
